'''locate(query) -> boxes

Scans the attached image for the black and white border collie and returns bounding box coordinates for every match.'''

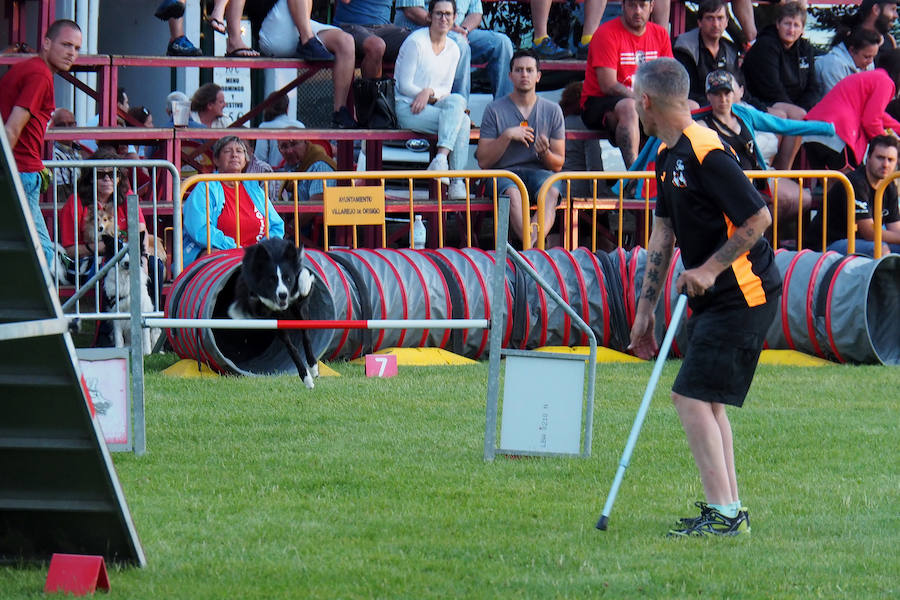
[228,238,319,388]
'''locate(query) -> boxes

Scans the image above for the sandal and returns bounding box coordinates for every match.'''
[225,47,260,58]
[206,17,226,34]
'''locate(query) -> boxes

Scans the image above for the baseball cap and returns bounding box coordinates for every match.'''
[705,70,734,94]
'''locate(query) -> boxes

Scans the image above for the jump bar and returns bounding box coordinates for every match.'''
[144,318,490,330]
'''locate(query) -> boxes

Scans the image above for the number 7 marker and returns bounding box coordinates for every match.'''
[365,354,398,378]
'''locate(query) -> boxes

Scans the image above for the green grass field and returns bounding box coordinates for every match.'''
[2,355,897,599]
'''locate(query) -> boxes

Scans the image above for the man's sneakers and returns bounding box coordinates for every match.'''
[167,36,202,57]
[297,37,334,62]
[154,0,185,21]
[531,37,572,60]
[576,42,590,61]
[332,106,358,129]
[668,503,750,538]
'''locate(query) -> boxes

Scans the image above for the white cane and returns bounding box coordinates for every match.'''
[596,293,689,531]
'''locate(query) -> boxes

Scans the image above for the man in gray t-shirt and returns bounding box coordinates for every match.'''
[477,49,566,247]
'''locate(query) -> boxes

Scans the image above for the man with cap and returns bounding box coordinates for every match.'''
[698,69,835,220]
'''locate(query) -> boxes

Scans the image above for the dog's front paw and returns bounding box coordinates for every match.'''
[227,301,248,320]
[298,269,314,297]
[310,362,319,378]
[302,373,315,389]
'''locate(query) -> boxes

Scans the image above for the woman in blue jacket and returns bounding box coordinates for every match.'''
[700,70,835,220]
[183,135,285,265]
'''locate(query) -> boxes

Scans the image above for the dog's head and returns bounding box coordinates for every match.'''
[242,238,313,312]
[101,231,146,266]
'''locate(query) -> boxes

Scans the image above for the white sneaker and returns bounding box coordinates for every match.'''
[427,154,450,185]
[449,179,467,200]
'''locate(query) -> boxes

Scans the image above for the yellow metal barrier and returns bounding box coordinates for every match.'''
[535,172,654,250]
[178,170,527,271]
[745,170,854,254]
[871,171,900,259]
[536,170,857,253]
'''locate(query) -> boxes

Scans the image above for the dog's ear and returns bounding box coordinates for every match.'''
[281,239,297,263]
[296,244,305,268]
[243,243,258,265]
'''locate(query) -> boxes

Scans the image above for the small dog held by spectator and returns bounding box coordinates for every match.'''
[228,238,319,388]
[101,233,159,355]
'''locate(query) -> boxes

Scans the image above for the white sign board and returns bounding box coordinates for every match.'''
[77,348,131,452]
[213,19,252,125]
[499,355,584,455]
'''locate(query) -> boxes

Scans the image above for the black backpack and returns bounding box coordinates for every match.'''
[353,77,399,129]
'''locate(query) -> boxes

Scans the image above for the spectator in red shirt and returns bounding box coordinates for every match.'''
[580,0,671,167]
[0,19,82,269]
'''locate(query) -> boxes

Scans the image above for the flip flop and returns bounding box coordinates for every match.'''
[225,47,260,58]
[206,17,226,34]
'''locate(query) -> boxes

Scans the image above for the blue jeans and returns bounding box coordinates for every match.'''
[495,167,563,205]
[20,171,56,267]
[827,238,900,257]
[396,93,471,171]
[450,29,514,100]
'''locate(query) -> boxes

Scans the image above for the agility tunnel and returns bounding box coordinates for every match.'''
[164,246,900,374]
[164,249,337,375]
[766,250,900,365]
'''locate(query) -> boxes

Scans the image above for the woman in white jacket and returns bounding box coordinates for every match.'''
[394,0,470,199]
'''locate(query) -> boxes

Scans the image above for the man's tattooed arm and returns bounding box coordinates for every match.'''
[640,217,675,308]
[707,206,771,274]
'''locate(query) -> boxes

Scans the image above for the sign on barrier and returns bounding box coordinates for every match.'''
[324,186,386,226]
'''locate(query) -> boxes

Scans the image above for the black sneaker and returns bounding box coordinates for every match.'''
[167,36,202,57]
[297,37,334,62]
[531,37,572,60]
[332,106,358,129]
[154,0,185,21]
[668,506,750,537]
[676,501,712,529]
[576,42,589,60]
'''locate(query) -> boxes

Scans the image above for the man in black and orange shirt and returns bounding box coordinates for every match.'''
[628,58,782,537]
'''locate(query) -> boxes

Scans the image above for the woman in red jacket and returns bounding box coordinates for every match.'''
[805,48,900,169]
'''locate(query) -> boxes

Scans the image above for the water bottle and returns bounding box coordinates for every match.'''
[413,215,426,249]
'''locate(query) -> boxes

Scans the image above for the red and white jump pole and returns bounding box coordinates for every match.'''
[145,318,490,331]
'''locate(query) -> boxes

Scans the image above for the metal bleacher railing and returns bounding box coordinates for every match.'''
[176,170,530,272]
[535,170,860,253]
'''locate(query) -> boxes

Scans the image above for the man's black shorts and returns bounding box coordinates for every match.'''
[673,296,779,407]
[582,94,629,135]
[340,24,409,62]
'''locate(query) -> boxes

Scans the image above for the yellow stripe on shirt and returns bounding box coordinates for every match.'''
[725,216,767,307]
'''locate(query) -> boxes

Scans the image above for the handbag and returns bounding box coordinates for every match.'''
[353,77,399,129]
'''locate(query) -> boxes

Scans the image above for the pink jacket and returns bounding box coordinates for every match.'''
[806,69,900,162]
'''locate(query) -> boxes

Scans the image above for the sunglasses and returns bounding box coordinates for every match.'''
[96,170,117,180]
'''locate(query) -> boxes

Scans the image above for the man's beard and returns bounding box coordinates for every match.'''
[874,12,892,35]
